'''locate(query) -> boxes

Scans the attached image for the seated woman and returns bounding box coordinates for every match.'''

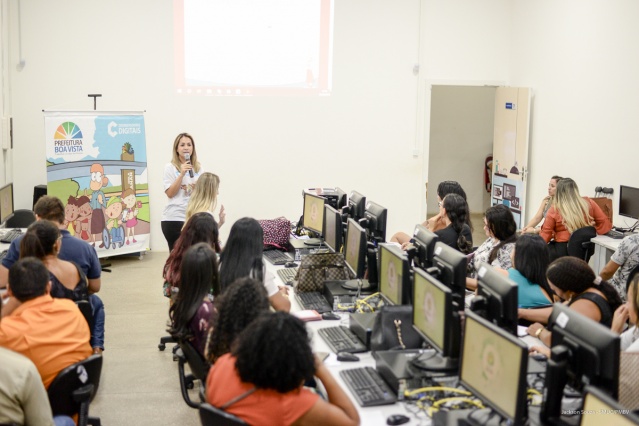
[219,217,290,312]
[611,266,639,352]
[521,175,562,234]
[391,180,472,245]
[433,193,473,254]
[539,177,611,260]
[599,233,639,301]
[527,257,623,352]
[508,234,553,310]
[205,277,270,363]
[206,312,360,426]
[162,212,221,299]
[466,204,517,290]
[184,172,226,229]
[168,243,220,357]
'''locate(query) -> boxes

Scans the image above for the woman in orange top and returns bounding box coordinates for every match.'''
[540,178,611,260]
[206,312,360,426]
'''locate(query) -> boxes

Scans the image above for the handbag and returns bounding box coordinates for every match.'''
[258,217,291,250]
[370,305,422,351]
[295,252,353,292]
[591,197,613,225]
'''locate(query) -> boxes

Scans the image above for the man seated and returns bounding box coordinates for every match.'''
[0,257,92,388]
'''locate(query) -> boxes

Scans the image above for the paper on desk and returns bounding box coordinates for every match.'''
[517,325,529,337]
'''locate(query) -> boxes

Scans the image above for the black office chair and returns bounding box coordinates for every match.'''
[48,354,103,426]
[567,226,597,262]
[75,299,95,331]
[177,339,211,408]
[199,403,247,426]
[5,209,36,228]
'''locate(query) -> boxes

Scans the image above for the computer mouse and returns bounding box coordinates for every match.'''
[336,352,360,362]
[530,353,548,362]
[386,414,410,425]
[284,261,298,268]
[321,311,340,320]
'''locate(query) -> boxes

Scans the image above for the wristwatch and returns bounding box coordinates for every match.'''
[535,327,544,338]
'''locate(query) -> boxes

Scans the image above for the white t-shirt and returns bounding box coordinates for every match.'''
[264,269,279,298]
[161,162,204,222]
[621,325,639,352]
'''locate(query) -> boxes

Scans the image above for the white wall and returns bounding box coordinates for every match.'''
[2,0,423,248]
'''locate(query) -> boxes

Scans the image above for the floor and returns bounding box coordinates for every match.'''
[90,251,200,425]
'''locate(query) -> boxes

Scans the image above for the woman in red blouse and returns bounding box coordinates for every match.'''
[540,178,611,260]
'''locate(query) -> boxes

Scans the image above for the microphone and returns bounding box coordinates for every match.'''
[184,153,194,178]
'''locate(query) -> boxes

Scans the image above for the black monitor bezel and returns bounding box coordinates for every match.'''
[412,267,454,355]
[581,386,639,425]
[363,200,387,243]
[0,182,14,225]
[302,192,326,236]
[348,190,366,221]
[619,185,639,221]
[323,204,343,253]
[412,224,438,270]
[475,263,519,336]
[432,242,467,306]
[460,311,528,424]
[344,218,367,278]
[378,244,411,306]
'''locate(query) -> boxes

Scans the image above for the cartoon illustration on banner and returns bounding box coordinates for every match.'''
[44,112,149,257]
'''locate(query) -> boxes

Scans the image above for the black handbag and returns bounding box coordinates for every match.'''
[370,305,422,351]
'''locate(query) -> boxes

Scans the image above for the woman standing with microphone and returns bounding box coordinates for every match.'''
[161,132,204,251]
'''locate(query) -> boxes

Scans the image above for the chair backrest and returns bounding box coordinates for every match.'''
[567,226,597,261]
[75,299,94,331]
[48,354,103,417]
[178,340,210,381]
[5,209,36,228]
[199,403,247,426]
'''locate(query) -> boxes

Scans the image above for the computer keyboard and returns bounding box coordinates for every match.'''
[318,326,367,353]
[339,367,396,407]
[263,250,293,265]
[606,229,626,239]
[277,267,298,283]
[0,229,22,243]
[295,291,333,313]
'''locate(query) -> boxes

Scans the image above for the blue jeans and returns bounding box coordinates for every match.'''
[54,415,76,426]
[89,294,105,350]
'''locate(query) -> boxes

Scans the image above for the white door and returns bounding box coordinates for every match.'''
[490,87,531,229]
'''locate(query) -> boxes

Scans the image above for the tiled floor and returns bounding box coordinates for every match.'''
[90,251,200,425]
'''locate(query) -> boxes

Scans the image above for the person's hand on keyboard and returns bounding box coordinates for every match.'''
[278,285,290,296]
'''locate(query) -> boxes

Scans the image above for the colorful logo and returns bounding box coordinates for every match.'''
[54,122,83,140]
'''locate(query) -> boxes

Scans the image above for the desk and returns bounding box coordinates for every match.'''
[591,235,622,274]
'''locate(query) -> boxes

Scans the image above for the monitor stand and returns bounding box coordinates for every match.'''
[341,278,372,291]
[303,238,323,247]
[410,352,458,373]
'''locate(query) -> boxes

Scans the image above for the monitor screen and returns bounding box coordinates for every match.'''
[412,224,438,270]
[432,242,468,306]
[344,218,366,278]
[303,192,325,235]
[379,244,409,305]
[474,263,519,335]
[363,200,387,243]
[460,311,528,424]
[413,268,449,352]
[619,185,639,221]
[0,183,14,225]
[581,386,639,426]
[323,204,343,253]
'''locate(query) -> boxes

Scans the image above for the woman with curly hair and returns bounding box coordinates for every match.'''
[162,212,221,299]
[219,217,290,312]
[168,243,220,356]
[528,257,623,356]
[206,312,360,426]
[205,277,269,363]
[434,193,473,254]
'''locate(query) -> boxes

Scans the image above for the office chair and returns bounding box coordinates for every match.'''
[48,354,103,426]
[176,340,211,408]
[5,209,36,228]
[75,299,95,331]
[567,226,597,262]
[199,403,247,426]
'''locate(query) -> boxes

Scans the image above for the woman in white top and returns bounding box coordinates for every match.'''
[612,267,639,352]
[184,172,226,228]
[161,132,204,251]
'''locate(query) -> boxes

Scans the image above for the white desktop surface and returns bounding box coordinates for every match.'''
[591,234,623,274]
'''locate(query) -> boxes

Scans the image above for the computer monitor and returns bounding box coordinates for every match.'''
[323,204,343,253]
[302,192,326,246]
[342,218,370,290]
[0,183,14,226]
[430,242,468,306]
[581,386,639,426]
[335,187,348,209]
[378,244,411,305]
[359,200,387,244]
[459,311,529,425]
[470,263,519,335]
[541,303,621,423]
[619,185,639,223]
[411,267,461,373]
[346,190,366,221]
[411,224,438,270]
